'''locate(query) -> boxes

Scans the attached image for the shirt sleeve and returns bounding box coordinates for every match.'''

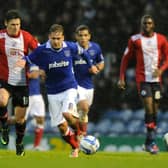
[159,36,168,71]
[119,38,134,80]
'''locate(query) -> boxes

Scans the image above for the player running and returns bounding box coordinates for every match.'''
[0,9,38,156]
[26,64,45,150]
[118,15,168,154]
[16,24,97,157]
[72,25,104,137]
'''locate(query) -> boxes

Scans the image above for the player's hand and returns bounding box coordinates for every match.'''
[39,69,46,81]
[152,69,162,78]
[89,65,99,74]
[14,59,26,68]
[28,71,39,79]
[117,79,126,90]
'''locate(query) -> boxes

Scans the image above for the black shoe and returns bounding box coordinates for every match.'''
[16,143,25,156]
[0,128,9,145]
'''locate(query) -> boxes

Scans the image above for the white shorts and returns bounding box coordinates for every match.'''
[26,95,45,119]
[48,88,77,127]
[77,85,94,105]
[72,86,94,118]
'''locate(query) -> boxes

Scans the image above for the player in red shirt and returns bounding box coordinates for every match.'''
[118,15,168,154]
[0,9,38,156]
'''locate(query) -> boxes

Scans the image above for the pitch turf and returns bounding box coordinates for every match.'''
[0,150,168,168]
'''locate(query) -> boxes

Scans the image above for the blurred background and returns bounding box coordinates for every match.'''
[1,0,168,152]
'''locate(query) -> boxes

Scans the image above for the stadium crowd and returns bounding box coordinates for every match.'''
[1,0,168,123]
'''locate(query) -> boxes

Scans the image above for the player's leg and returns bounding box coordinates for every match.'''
[146,83,161,154]
[0,84,10,145]
[34,116,45,150]
[143,97,157,141]
[63,112,80,135]
[152,83,161,130]
[140,82,159,154]
[29,95,45,150]
[48,91,79,157]
[14,107,27,156]
[13,86,29,156]
[77,87,94,136]
[78,100,89,135]
[61,89,81,136]
[58,121,79,157]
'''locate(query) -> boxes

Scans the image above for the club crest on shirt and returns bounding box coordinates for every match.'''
[64,50,71,57]
[12,41,17,47]
[88,49,95,56]
[146,40,153,46]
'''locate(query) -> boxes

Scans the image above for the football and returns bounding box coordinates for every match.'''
[80,135,100,154]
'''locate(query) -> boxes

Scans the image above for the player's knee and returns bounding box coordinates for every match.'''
[82,115,88,123]
[79,111,88,122]
[36,123,44,129]
[63,112,73,123]
[58,122,68,134]
[15,112,26,124]
[0,89,9,107]
[35,116,45,125]
[80,106,89,114]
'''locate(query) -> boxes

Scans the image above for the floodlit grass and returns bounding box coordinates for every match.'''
[0,149,168,168]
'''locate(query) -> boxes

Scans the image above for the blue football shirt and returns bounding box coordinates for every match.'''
[73,42,104,89]
[26,41,91,94]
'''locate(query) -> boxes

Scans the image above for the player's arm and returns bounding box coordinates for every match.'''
[27,65,40,79]
[78,46,101,74]
[118,38,134,90]
[92,44,105,74]
[89,62,104,75]
[27,71,39,79]
[14,50,37,68]
[27,67,46,85]
[88,65,99,74]
[153,38,168,78]
[39,69,46,82]
[80,50,93,68]
[96,61,104,71]
[27,32,39,51]
[71,41,96,71]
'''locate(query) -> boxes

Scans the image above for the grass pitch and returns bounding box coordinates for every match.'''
[0,149,168,168]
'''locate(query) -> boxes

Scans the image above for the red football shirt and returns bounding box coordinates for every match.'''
[0,29,38,85]
[120,32,168,83]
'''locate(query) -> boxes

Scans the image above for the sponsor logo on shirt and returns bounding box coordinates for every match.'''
[49,61,69,69]
[74,59,87,65]
[88,49,95,56]
[64,50,71,57]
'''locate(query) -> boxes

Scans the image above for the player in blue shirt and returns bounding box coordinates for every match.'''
[26,64,45,150]
[72,25,104,137]
[17,24,97,157]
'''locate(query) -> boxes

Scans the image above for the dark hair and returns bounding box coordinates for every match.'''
[5,9,21,22]
[49,24,64,34]
[141,14,154,24]
[75,24,91,34]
